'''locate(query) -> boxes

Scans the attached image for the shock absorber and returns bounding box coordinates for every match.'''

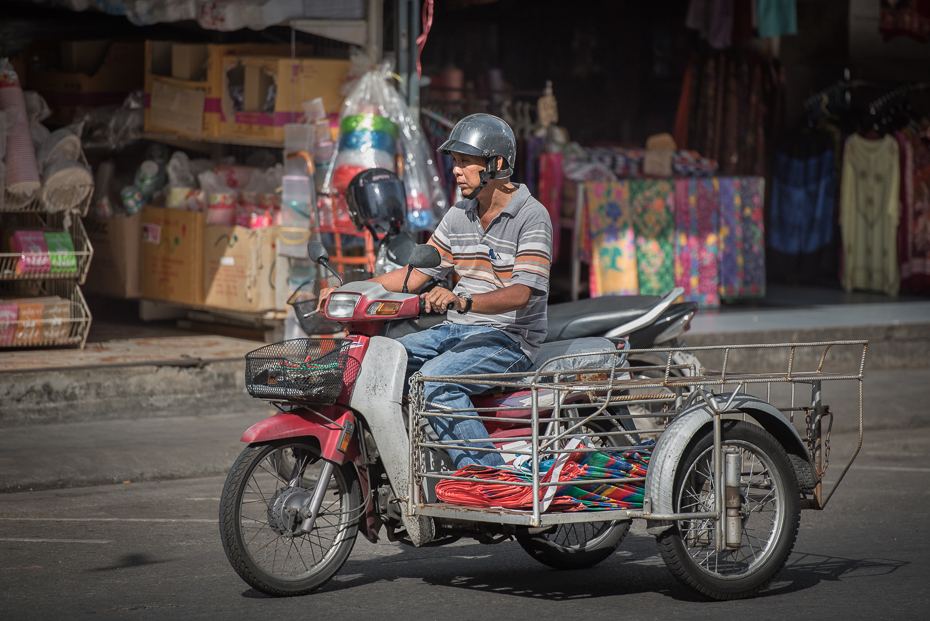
[725,448,742,549]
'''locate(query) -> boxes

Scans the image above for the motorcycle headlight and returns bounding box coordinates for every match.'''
[326,293,360,319]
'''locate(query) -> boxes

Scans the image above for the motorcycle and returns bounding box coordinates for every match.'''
[220,241,865,601]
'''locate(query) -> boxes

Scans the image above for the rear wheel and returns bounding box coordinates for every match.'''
[219,440,361,596]
[516,420,631,570]
[657,421,800,600]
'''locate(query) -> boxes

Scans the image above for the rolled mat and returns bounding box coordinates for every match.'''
[338,129,396,155]
[0,68,40,199]
[40,159,94,213]
[340,114,399,140]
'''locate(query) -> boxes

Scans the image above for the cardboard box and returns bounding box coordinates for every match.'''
[203,226,278,312]
[171,44,209,81]
[144,41,309,137]
[82,214,142,299]
[140,206,205,305]
[61,40,110,74]
[219,56,349,142]
[28,41,144,127]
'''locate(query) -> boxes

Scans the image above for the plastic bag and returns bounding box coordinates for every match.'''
[323,60,448,232]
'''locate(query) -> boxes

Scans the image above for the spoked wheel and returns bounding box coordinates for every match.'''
[219,440,361,596]
[516,421,631,570]
[657,421,800,600]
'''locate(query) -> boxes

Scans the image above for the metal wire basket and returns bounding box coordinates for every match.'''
[245,338,356,403]
[287,268,372,335]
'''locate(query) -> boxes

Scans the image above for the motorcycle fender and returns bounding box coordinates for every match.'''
[240,407,360,465]
[347,336,409,497]
[644,392,814,536]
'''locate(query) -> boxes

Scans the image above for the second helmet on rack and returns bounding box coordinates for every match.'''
[345,168,407,234]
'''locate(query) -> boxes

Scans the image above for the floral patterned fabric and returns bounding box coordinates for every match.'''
[585,181,639,297]
[674,178,721,307]
[718,177,766,298]
[630,180,676,296]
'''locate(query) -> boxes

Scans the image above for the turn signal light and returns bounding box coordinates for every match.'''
[366,301,401,316]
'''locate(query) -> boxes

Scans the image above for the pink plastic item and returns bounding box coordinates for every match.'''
[0,303,16,345]
[12,230,50,275]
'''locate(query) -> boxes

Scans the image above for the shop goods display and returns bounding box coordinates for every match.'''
[0,61,41,205]
[324,61,447,232]
[582,177,765,307]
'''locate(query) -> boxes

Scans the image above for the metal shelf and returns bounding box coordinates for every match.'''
[0,213,94,284]
[141,131,283,152]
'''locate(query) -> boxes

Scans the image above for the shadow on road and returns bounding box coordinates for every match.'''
[761,550,909,596]
[92,553,171,572]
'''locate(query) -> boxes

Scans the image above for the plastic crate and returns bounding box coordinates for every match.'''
[245,338,356,403]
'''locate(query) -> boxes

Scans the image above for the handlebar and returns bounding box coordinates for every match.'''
[418,297,454,315]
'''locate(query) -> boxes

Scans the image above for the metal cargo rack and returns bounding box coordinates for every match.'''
[408,340,868,528]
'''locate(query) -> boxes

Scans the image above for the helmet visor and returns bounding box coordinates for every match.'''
[437,138,485,158]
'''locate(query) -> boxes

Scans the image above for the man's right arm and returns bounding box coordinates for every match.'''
[316,266,432,311]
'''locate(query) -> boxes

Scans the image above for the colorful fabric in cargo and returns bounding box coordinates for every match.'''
[585,181,638,297]
[630,179,676,296]
[582,176,765,306]
[435,447,651,512]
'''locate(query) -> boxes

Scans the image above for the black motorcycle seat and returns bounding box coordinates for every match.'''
[545,295,661,342]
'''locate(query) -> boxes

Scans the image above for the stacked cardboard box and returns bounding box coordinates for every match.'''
[144,41,312,138]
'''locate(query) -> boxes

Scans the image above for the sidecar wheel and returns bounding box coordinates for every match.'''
[219,440,361,596]
[657,421,800,600]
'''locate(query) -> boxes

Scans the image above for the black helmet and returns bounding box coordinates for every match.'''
[345,168,406,233]
[438,113,516,179]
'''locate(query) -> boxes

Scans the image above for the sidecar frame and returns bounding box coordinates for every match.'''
[407,339,868,529]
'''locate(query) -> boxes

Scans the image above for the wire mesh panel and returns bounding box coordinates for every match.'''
[245,338,355,403]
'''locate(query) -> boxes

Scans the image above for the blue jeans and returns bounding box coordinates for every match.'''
[398,324,532,468]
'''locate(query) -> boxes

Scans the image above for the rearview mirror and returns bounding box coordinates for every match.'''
[407,244,441,270]
[307,241,329,264]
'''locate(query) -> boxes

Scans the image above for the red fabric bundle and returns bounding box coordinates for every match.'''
[435,465,583,512]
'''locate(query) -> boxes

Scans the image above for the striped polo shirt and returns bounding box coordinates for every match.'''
[417,183,553,360]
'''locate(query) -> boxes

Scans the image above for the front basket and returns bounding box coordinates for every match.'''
[245,338,354,404]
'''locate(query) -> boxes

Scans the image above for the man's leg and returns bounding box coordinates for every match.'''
[420,326,532,468]
[396,324,455,395]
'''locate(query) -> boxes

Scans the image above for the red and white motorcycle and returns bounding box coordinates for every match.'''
[220,241,822,601]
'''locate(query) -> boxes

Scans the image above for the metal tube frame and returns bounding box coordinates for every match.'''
[408,340,868,528]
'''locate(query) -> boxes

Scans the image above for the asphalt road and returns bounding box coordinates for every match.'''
[2,369,929,619]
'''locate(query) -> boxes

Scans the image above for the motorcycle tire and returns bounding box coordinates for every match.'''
[219,440,361,596]
[657,421,800,600]
[515,421,631,570]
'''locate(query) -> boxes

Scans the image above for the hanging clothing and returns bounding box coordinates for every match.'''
[630,179,676,296]
[586,181,639,297]
[898,129,930,292]
[758,0,797,38]
[674,178,721,308]
[769,129,836,255]
[840,134,901,296]
[537,152,563,262]
[719,177,766,298]
[880,0,930,43]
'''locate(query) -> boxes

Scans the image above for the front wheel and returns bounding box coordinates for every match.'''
[219,440,361,596]
[657,421,800,600]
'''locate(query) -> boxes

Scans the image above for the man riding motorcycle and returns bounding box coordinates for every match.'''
[322,113,553,468]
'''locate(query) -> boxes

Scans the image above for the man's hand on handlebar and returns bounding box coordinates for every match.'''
[316,286,337,312]
[420,286,465,314]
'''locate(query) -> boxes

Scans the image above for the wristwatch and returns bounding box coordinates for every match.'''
[457,292,473,315]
